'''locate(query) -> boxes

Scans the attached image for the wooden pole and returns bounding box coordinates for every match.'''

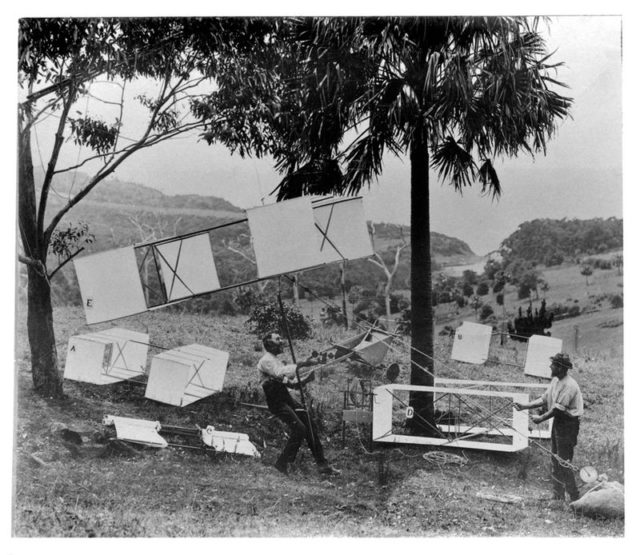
[276,286,315,447]
[341,260,349,330]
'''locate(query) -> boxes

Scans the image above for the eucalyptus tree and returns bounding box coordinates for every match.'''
[17,18,261,397]
[198,16,573,432]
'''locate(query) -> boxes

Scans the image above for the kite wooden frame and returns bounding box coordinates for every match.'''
[372,384,530,453]
[435,378,552,439]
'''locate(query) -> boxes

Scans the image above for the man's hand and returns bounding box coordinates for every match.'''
[513,402,526,411]
[531,415,544,425]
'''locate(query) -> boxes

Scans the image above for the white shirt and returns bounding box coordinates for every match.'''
[257,351,297,382]
[540,375,584,418]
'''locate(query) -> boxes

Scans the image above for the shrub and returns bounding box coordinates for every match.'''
[462,283,474,297]
[396,308,411,335]
[567,305,581,317]
[476,282,490,296]
[479,303,494,321]
[610,294,623,309]
[517,283,531,300]
[246,299,312,340]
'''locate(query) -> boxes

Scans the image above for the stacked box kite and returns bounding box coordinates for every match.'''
[64,328,149,385]
[145,344,229,407]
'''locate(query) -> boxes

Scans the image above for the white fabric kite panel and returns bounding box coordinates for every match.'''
[176,344,229,397]
[64,328,148,385]
[201,426,261,457]
[155,233,221,301]
[89,328,149,381]
[450,321,493,364]
[74,246,147,324]
[247,197,323,278]
[312,198,373,263]
[103,415,167,448]
[64,335,111,384]
[145,354,191,406]
[524,335,563,378]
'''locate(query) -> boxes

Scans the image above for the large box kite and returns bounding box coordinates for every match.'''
[524,335,563,378]
[372,384,530,453]
[450,321,493,364]
[145,344,229,407]
[64,328,149,384]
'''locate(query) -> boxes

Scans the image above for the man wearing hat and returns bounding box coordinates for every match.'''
[514,352,584,501]
[257,331,340,477]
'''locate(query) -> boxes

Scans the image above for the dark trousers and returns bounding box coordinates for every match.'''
[263,381,326,467]
[551,416,580,501]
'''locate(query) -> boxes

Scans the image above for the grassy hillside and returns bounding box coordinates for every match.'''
[13,302,623,537]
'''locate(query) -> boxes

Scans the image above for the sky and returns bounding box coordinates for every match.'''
[23,16,623,256]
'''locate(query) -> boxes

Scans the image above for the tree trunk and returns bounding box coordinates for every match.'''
[26,266,62,396]
[18,117,64,398]
[408,133,435,434]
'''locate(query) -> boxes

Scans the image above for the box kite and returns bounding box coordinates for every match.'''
[145,344,229,407]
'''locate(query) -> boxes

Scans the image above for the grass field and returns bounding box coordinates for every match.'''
[12,265,625,538]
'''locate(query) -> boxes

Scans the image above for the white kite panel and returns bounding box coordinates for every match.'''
[64,328,148,385]
[145,355,191,406]
[247,197,323,278]
[201,426,260,457]
[524,335,563,378]
[103,415,167,448]
[155,233,220,301]
[450,321,493,364]
[145,344,229,407]
[74,246,147,324]
[313,198,373,263]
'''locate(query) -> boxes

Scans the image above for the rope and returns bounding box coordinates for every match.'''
[288,274,589,472]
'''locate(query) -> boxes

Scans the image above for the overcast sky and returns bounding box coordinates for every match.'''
[29,15,622,256]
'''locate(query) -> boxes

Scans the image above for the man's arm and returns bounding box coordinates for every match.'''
[513,397,545,412]
[531,407,561,424]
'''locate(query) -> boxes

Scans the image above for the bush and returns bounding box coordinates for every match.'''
[396,308,411,335]
[517,283,531,300]
[246,299,312,340]
[567,305,581,317]
[476,282,490,296]
[610,294,623,309]
[479,303,494,321]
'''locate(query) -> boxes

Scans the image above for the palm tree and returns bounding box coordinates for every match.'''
[201,16,572,432]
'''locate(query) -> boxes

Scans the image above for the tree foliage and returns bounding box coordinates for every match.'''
[500,217,622,267]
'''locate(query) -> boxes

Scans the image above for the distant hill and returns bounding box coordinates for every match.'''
[500,217,623,267]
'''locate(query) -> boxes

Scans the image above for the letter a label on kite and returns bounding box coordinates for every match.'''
[74,246,147,324]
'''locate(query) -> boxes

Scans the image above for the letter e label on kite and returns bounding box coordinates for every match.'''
[74,246,147,324]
